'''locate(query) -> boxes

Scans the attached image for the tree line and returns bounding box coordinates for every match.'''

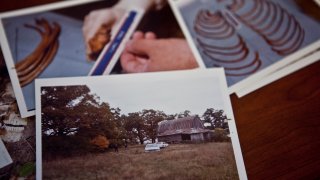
[41,85,229,157]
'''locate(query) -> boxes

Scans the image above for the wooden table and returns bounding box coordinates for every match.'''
[231,61,320,179]
[1,1,320,179]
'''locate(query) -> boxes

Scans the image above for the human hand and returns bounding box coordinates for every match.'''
[120,31,199,73]
[83,8,125,61]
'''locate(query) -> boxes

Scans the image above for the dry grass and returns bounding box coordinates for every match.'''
[43,142,239,180]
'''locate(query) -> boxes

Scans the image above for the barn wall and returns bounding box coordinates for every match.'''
[158,134,182,143]
[203,132,213,141]
[158,132,212,143]
[191,133,204,141]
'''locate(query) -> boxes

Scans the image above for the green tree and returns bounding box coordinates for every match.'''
[166,113,177,120]
[110,107,128,142]
[123,112,145,144]
[202,108,229,130]
[142,109,167,143]
[177,110,191,118]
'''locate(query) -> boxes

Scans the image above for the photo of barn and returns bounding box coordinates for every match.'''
[157,116,212,143]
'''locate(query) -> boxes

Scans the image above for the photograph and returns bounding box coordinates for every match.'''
[0,139,12,169]
[35,69,247,180]
[91,0,200,75]
[169,0,320,93]
[0,0,200,118]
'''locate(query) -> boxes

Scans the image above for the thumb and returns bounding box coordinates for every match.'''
[125,39,154,55]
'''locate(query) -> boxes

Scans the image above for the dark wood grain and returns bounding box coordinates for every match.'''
[231,61,320,179]
[0,0,61,12]
[1,0,320,179]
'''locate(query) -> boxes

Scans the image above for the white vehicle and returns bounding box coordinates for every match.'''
[144,143,160,152]
[156,142,169,148]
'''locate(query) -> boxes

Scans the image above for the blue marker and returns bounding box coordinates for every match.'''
[91,11,137,75]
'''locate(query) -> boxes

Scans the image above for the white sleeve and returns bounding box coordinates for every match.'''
[114,0,167,11]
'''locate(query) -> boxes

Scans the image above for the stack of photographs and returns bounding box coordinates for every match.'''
[0,0,248,179]
[2,0,318,179]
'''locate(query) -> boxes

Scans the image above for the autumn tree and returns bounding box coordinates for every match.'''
[41,85,92,137]
[41,85,116,156]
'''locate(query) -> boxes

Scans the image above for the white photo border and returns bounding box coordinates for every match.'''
[237,50,320,97]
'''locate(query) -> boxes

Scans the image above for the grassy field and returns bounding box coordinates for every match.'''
[43,142,239,180]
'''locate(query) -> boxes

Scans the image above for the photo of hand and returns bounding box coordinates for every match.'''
[81,0,199,74]
[120,31,198,73]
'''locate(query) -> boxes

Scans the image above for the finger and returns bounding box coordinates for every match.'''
[132,31,144,40]
[125,39,152,55]
[123,43,149,64]
[120,52,135,64]
[145,32,157,39]
[120,52,148,73]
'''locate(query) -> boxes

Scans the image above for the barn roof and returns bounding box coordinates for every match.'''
[157,116,210,137]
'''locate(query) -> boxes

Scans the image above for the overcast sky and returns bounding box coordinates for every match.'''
[85,71,228,116]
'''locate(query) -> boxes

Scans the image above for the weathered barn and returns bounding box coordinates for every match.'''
[157,116,211,143]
